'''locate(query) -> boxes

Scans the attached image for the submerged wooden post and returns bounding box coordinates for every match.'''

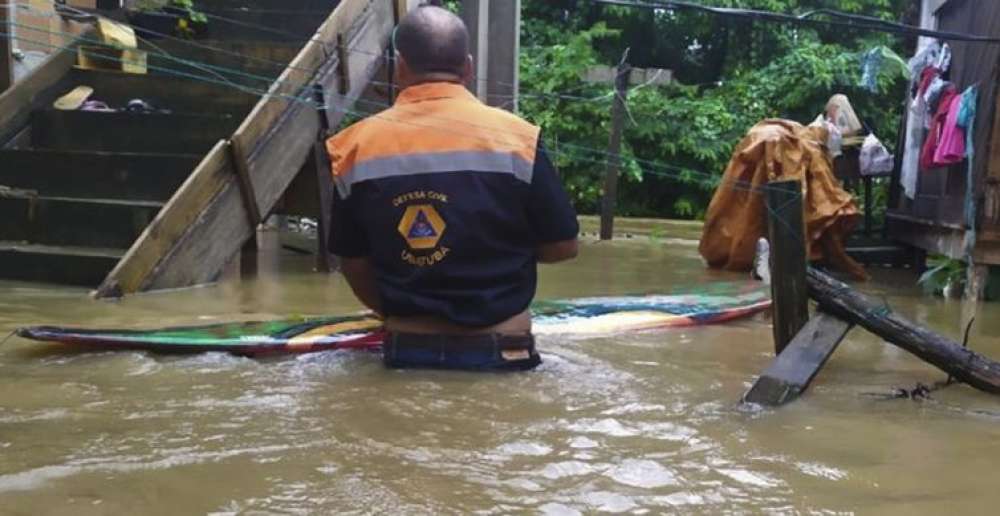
[600,53,631,240]
[766,179,809,354]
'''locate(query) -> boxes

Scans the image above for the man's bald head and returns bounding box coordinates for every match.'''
[395,5,470,77]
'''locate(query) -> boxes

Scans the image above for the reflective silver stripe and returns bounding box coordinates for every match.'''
[335,150,535,198]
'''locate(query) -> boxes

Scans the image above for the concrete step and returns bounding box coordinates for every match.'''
[28,109,238,154]
[0,149,198,202]
[0,242,123,287]
[54,68,258,116]
[0,194,163,249]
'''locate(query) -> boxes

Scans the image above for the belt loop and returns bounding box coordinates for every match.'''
[491,333,500,361]
[438,336,446,365]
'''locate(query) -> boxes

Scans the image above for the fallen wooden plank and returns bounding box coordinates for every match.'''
[807,267,1000,394]
[743,312,854,406]
[95,0,407,297]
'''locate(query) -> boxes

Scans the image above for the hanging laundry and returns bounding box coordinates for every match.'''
[934,42,952,74]
[860,47,883,93]
[859,46,911,93]
[920,85,958,171]
[901,70,935,195]
[924,76,949,112]
[907,40,941,93]
[957,86,978,159]
[957,86,979,265]
[932,93,966,167]
[902,40,945,199]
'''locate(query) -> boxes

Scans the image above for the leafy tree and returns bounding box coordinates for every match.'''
[518,0,913,218]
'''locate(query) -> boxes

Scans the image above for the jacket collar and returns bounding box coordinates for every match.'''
[395,81,479,106]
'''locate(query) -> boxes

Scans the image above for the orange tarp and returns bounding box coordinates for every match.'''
[699,119,868,280]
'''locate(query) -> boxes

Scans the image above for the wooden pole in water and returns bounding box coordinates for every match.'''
[766,179,809,354]
[1,2,13,92]
[600,51,631,241]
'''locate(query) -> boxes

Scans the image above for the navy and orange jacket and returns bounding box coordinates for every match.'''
[326,82,578,327]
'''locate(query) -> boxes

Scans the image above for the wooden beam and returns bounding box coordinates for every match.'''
[767,180,809,355]
[312,84,335,273]
[336,33,349,95]
[1,3,12,92]
[807,267,1000,394]
[227,138,262,228]
[743,312,853,406]
[95,0,398,297]
[313,140,335,273]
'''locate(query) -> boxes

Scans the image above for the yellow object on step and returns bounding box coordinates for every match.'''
[97,18,138,49]
[53,85,94,110]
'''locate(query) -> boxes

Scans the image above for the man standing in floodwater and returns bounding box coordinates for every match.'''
[325,4,579,371]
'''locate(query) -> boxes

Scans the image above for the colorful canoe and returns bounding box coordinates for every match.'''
[17,281,770,356]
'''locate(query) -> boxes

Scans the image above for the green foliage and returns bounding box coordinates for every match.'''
[134,0,207,37]
[518,0,912,219]
[918,255,967,296]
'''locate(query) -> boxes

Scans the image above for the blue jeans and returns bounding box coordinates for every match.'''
[383,332,541,371]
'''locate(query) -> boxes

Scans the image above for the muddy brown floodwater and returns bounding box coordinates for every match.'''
[2,233,1000,514]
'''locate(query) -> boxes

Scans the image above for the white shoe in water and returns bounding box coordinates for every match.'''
[752,238,771,285]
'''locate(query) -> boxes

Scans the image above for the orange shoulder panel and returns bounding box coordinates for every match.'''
[326,97,540,180]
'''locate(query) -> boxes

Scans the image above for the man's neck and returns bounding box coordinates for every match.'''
[402,73,465,88]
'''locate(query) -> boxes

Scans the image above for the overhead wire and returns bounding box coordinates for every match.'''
[0,27,782,201]
[43,2,636,105]
[593,0,1000,44]
[0,5,827,221]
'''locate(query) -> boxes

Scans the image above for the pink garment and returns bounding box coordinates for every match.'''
[920,86,957,171]
[933,94,966,166]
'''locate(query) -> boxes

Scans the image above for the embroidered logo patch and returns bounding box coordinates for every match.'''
[398,204,446,250]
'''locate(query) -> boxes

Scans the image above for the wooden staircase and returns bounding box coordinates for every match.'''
[0,0,401,291]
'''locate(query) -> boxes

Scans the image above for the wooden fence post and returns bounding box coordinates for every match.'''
[600,52,631,241]
[766,179,809,354]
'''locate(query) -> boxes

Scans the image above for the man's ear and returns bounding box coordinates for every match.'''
[461,54,474,84]
[396,52,412,83]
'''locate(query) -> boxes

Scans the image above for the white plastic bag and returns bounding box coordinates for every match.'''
[860,133,894,176]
